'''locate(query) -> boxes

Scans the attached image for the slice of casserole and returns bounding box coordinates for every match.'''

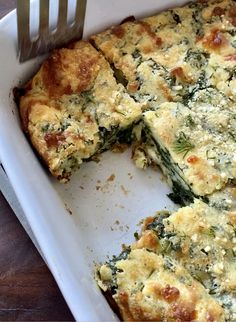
[90,5,197,108]
[141,96,236,205]
[97,249,224,321]
[139,199,236,321]
[18,41,142,181]
[91,0,236,108]
[97,199,235,321]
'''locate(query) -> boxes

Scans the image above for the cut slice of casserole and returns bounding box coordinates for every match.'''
[18,41,142,181]
[91,0,236,108]
[97,249,224,322]
[97,199,236,321]
[139,199,236,321]
[141,96,236,205]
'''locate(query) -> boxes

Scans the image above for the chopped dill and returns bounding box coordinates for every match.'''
[82,90,96,103]
[173,131,195,158]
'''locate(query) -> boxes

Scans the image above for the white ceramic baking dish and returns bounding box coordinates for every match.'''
[0,0,188,320]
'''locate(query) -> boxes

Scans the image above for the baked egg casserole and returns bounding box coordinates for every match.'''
[16,0,236,320]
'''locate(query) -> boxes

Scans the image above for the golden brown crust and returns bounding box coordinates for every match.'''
[41,46,100,98]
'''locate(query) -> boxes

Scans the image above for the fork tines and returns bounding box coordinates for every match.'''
[17,0,87,62]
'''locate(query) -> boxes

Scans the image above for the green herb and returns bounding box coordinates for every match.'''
[201,248,209,256]
[231,40,236,49]
[185,115,195,127]
[168,179,195,205]
[227,30,236,37]
[191,271,204,283]
[204,226,217,238]
[41,123,50,132]
[138,282,144,291]
[206,149,216,160]
[134,232,139,240]
[208,279,219,295]
[227,222,236,237]
[170,10,181,24]
[147,269,155,279]
[229,131,236,142]
[106,247,131,293]
[132,49,142,60]
[82,91,95,103]
[115,109,126,116]
[179,37,190,45]
[160,239,172,253]
[146,213,170,237]
[60,119,71,131]
[173,132,195,157]
[112,64,128,86]
[163,257,175,272]
[184,49,209,69]
[68,95,81,105]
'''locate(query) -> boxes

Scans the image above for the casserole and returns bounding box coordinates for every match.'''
[0,0,187,320]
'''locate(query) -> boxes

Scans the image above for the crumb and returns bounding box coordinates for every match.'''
[150,162,159,171]
[91,153,101,163]
[121,244,128,250]
[115,220,120,225]
[120,184,129,196]
[80,186,84,190]
[107,173,116,182]
[65,203,72,215]
[115,204,125,209]
[97,175,116,193]
[111,143,129,153]
[160,174,165,182]
[128,172,133,180]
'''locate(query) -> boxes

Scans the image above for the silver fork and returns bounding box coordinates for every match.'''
[17,0,87,62]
